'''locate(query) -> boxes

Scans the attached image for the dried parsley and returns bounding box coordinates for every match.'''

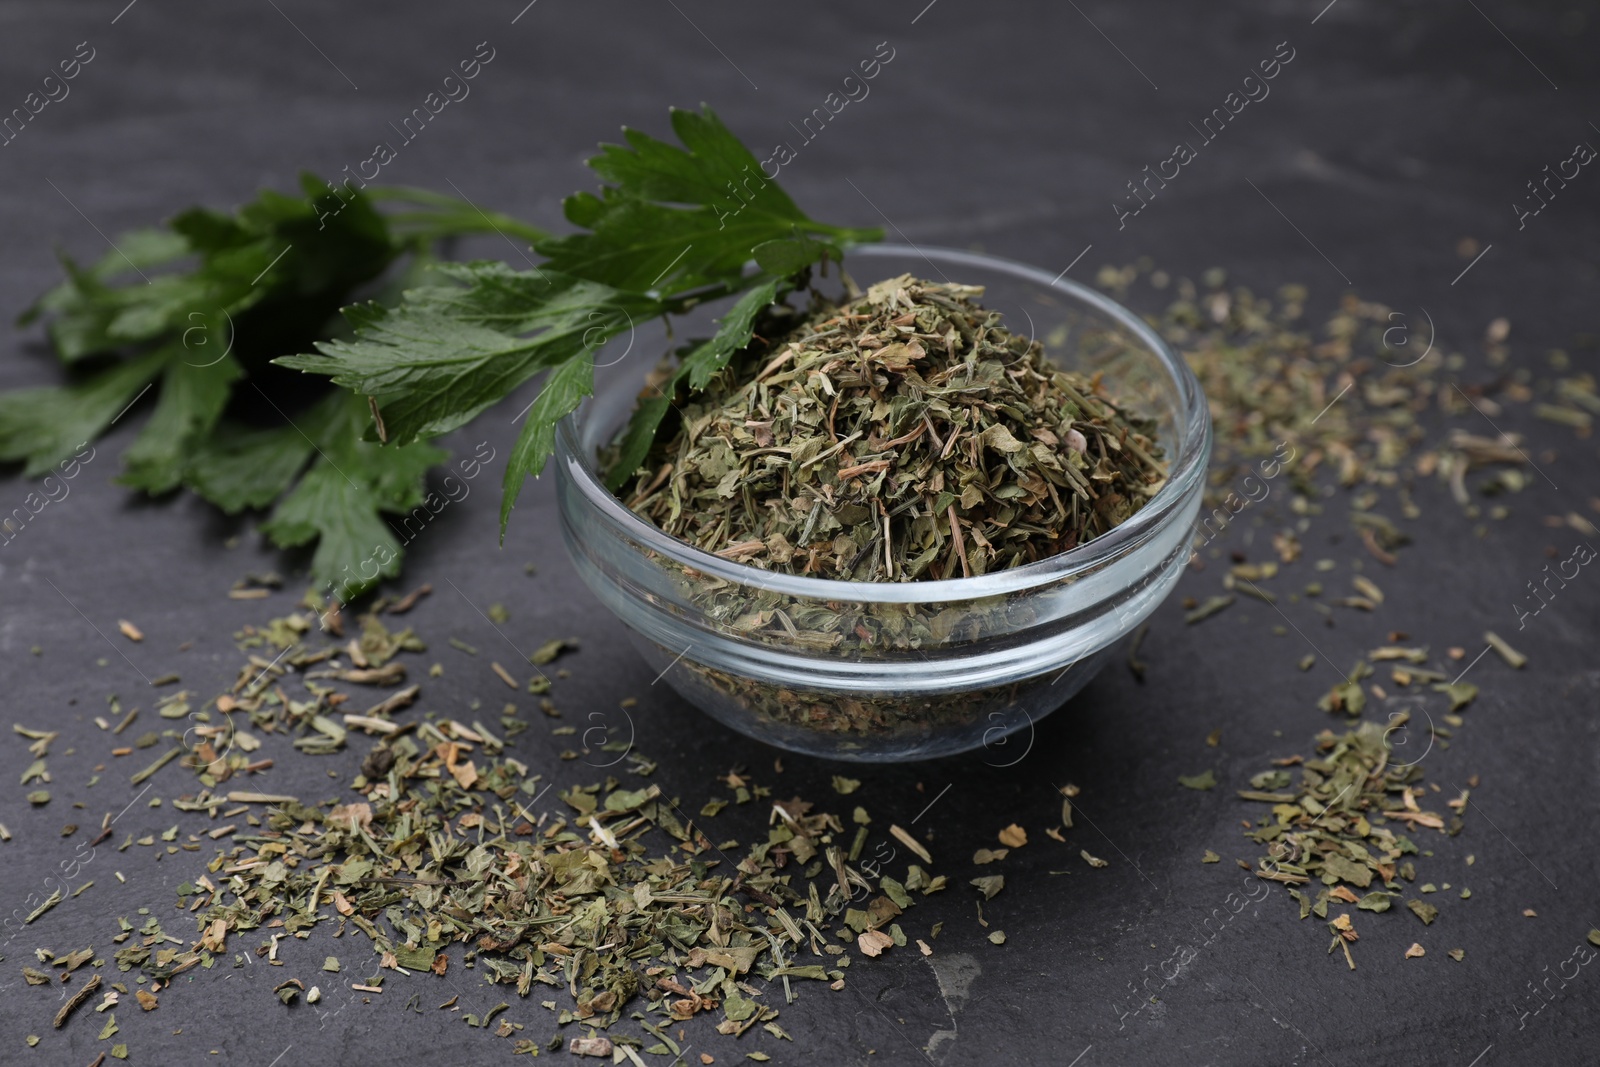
[69,600,952,1061]
[604,276,1170,743]
[619,275,1167,581]
[1407,899,1440,925]
[1243,720,1463,944]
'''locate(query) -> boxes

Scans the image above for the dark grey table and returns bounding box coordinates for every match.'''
[2,2,1596,1064]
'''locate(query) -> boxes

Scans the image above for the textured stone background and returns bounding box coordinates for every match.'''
[0,1,1596,1064]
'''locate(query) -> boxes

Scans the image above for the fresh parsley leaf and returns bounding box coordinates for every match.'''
[278,263,664,444]
[18,231,192,361]
[0,349,168,476]
[119,351,242,493]
[259,392,445,598]
[603,276,783,490]
[537,106,873,294]
[501,350,593,534]
[184,420,317,514]
[7,175,535,596]
[22,176,396,371]
[604,393,673,497]
[750,235,835,278]
[680,277,786,391]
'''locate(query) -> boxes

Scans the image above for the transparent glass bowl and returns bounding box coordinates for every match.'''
[555,244,1211,762]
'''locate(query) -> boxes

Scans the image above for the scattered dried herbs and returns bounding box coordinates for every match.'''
[14,252,1576,1055]
[1089,261,1568,967]
[1242,718,1464,964]
[27,599,954,1061]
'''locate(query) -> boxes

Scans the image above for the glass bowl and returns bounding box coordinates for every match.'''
[554,244,1211,762]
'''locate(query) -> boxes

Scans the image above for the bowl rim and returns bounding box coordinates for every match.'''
[555,242,1212,604]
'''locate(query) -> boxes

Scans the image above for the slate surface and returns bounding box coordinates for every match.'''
[1,1,1597,1064]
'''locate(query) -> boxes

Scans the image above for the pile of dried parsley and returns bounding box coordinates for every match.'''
[620,275,1168,581]
[1243,720,1459,966]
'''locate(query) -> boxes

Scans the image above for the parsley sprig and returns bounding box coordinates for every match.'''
[4,176,539,596]
[278,105,882,536]
[5,106,880,595]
